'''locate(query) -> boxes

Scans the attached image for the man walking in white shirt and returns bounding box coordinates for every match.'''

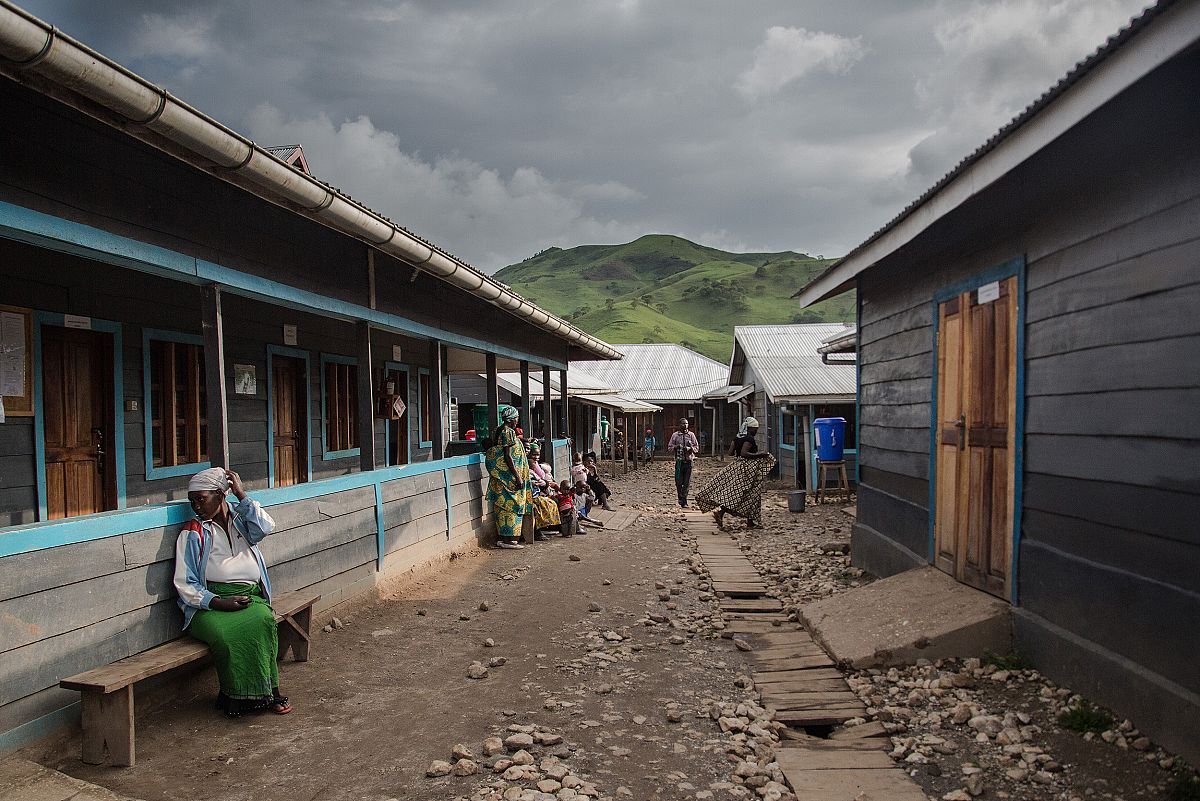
[667,418,700,508]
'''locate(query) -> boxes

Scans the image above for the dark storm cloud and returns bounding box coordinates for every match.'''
[18,0,1152,270]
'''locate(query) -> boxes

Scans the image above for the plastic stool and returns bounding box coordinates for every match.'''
[816,460,851,504]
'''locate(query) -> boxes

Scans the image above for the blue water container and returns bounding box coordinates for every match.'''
[813,417,847,462]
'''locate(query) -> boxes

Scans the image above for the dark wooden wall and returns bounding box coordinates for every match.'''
[0,238,442,519]
[851,50,1200,760]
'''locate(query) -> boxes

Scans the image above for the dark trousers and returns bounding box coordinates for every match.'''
[559,508,578,537]
[675,459,693,507]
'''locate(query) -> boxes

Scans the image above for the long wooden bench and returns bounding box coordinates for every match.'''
[60,590,319,767]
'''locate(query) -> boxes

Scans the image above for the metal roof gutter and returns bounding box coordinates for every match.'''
[0,1,621,361]
[793,0,1193,307]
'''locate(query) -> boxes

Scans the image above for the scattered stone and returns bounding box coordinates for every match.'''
[331,617,344,629]
[416,609,427,616]
[466,662,489,680]
[451,743,474,760]
[488,656,507,668]
[426,760,452,777]
[504,733,534,751]
[569,555,582,562]
[484,637,496,647]
[733,639,753,652]
[479,601,490,612]
[481,736,504,756]
[451,758,478,776]
[589,601,603,612]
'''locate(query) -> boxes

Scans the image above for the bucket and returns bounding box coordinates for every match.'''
[813,417,847,462]
[788,490,806,513]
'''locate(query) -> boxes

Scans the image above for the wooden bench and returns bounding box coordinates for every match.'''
[60,590,319,767]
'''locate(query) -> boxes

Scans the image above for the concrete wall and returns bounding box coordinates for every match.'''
[851,51,1200,762]
[0,459,492,749]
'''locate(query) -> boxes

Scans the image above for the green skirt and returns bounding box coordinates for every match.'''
[188,582,279,700]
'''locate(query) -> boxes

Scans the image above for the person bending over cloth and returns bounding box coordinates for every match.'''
[174,467,291,718]
[695,417,775,529]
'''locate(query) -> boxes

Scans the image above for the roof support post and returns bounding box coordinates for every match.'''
[429,339,445,459]
[542,366,553,443]
[486,352,499,443]
[519,360,531,446]
[558,369,568,446]
[356,322,377,472]
[717,401,725,462]
[200,284,230,470]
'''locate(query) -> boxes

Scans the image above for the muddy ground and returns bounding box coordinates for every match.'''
[23,457,1196,801]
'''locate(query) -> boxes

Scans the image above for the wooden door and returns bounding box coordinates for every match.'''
[934,276,1017,598]
[387,368,410,466]
[42,326,114,519]
[272,356,308,487]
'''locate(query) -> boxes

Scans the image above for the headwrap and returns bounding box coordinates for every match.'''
[187,467,228,493]
[501,405,520,423]
[738,416,760,437]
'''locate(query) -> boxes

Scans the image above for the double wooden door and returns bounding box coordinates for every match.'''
[42,326,115,519]
[933,276,1017,598]
[272,356,308,487]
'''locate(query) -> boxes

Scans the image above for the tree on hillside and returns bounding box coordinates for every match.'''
[605,298,615,311]
[755,264,768,278]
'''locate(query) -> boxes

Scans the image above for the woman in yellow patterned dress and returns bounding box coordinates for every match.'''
[485,405,532,549]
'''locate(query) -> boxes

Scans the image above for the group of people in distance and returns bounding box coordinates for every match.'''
[484,405,615,550]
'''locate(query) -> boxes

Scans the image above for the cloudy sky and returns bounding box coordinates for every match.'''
[22,0,1151,272]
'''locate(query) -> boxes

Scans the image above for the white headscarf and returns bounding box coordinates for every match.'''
[738,416,760,437]
[187,467,228,493]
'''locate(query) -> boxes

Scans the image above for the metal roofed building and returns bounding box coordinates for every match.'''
[571,343,731,456]
[793,0,1200,762]
[0,0,619,752]
[729,324,857,489]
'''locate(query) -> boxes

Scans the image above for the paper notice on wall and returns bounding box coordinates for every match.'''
[977,281,1001,304]
[234,364,257,395]
[0,311,26,397]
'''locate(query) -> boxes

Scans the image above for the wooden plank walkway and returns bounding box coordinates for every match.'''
[681,512,931,801]
[587,508,640,530]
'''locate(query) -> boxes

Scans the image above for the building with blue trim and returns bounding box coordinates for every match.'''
[795,0,1200,764]
[0,3,613,751]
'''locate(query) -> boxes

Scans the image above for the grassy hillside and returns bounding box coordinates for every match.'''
[496,234,853,362]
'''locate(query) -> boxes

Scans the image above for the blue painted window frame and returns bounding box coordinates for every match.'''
[382,361,412,466]
[141,328,210,480]
[319,353,361,461]
[266,345,313,487]
[417,367,433,448]
[33,312,127,521]
[926,256,1026,604]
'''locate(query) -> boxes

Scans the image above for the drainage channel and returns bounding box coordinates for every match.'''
[686,513,931,801]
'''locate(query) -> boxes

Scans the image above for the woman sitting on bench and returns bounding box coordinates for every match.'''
[174,467,292,718]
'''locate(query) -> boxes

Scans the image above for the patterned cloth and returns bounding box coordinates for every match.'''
[530,492,561,530]
[486,424,532,540]
[695,454,776,526]
[187,581,278,701]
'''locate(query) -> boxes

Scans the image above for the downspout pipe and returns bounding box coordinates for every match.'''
[0,1,621,361]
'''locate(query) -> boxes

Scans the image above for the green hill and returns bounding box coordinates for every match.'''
[494,234,853,362]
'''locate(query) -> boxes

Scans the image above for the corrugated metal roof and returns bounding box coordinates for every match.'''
[570,344,729,402]
[575,393,662,413]
[490,371,615,396]
[732,324,856,402]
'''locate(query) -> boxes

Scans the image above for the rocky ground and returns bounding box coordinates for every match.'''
[28,457,1196,801]
[722,471,1197,801]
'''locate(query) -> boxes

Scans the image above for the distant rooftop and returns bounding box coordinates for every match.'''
[571,343,729,403]
[731,324,856,402]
